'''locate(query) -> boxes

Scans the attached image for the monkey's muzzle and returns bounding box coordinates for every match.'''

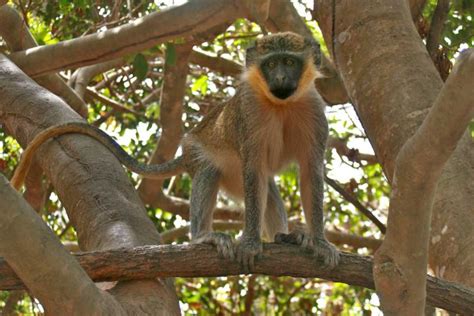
[270,87,296,100]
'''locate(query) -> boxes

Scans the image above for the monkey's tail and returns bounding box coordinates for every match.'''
[11,122,186,190]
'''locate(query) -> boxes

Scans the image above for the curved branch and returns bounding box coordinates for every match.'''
[9,0,242,77]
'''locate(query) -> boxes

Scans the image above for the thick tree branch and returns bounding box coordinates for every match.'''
[0,5,87,117]
[160,221,382,251]
[1,244,473,313]
[0,54,179,314]
[315,0,474,288]
[8,0,242,77]
[374,49,474,313]
[0,175,122,314]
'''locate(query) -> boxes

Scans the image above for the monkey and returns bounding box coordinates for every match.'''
[11,32,339,271]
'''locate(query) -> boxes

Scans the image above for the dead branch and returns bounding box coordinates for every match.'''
[70,58,126,98]
[0,244,473,313]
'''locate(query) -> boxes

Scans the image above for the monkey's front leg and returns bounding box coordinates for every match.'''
[300,162,339,269]
[236,164,268,272]
[276,154,339,269]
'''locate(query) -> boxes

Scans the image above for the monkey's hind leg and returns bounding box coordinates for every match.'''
[263,179,288,241]
[190,163,235,260]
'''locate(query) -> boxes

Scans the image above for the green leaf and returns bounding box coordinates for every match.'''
[192,75,208,95]
[132,53,148,81]
[165,43,177,66]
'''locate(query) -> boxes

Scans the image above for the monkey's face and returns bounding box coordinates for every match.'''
[259,53,304,100]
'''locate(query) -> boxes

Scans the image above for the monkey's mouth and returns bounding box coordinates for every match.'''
[271,87,296,100]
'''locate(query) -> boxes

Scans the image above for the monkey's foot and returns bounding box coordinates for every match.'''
[193,232,235,260]
[275,231,339,270]
[235,237,262,273]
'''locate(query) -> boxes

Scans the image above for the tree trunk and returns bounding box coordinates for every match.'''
[315,0,474,306]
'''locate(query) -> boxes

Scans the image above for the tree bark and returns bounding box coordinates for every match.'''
[0,175,124,315]
[373,49,474,313]
[0,54,180,314]
[138,45,191,205]
[1,244,473,314]
[315,0,474,291]
[8,0,242,77]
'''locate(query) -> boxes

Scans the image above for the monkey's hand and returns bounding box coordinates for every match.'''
[193,232,235,260]
[275,231,339,270]
[235,236,262,273]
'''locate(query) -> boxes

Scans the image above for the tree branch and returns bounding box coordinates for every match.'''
[327,136,377,165]
[374,49,474,313]
[137,44,191,205]
[189,50,243,77]
[0,53,179,314]
[9,0,242,77]
[0,5,87,117]
[0,175,122,314]
[0,244,472,313]
[160,220,382,251]
[325,176,386,233]
[426,0,450,59]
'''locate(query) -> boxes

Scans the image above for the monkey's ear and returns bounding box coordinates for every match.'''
[245,45,258,67]
[304,38,322,67]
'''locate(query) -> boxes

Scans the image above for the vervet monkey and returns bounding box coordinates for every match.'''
[12,32,339,271]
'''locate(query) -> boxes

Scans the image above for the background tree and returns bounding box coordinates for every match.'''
[0,0,472,314]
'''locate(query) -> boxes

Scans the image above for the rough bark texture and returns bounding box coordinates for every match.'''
[1,244,473,314]
[315,0,474,290]
[373,49,474,313]
[0,55,180,314]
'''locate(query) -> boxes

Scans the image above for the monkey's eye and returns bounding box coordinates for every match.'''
[285,58,294,66]
[267,61,276,68]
